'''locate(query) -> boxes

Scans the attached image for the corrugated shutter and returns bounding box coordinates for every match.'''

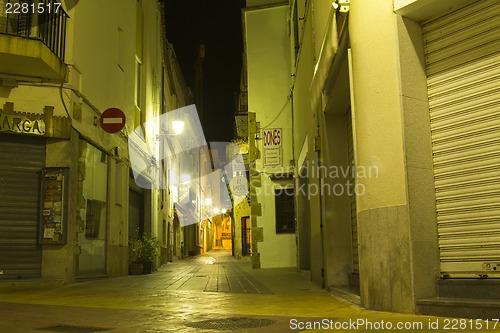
[347,108,359,274]
[0,134,45,279]
[423,0,500,275]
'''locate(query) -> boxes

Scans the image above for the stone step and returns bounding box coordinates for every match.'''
[418,297,500,320]
[328,287,361,306]
[437,279,500,300]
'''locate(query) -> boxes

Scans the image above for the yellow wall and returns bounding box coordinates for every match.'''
[349,0,408,210]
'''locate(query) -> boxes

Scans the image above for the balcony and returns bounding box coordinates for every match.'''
[0,0,67,80]
[237,90,248,113]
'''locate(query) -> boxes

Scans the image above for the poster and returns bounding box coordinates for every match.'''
[39,168,68,245]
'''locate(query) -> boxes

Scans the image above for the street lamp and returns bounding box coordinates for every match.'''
[156,120,185,140]
[172,120,185,135]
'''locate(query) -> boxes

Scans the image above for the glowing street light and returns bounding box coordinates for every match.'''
[172,120,185,135]
[156,120,185,141]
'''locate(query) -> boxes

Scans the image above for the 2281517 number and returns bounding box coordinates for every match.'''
[443,318,499,330]
[5,2,61,14]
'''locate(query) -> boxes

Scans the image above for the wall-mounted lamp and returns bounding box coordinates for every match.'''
[338,0,350,13]
[172,120,185,135]
[156,120,185,140]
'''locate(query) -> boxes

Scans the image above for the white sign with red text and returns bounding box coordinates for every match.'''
[262,128,282,167]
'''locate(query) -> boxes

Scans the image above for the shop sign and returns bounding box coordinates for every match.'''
[262,128,282,167]
[0,112,45,136]
[230,176,248,196]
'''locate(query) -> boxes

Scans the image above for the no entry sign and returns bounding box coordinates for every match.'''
[100,108,126,133]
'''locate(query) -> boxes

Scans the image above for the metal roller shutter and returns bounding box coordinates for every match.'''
[423,0,500,275]
[0,134,45,279]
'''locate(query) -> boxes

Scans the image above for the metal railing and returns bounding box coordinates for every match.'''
[0,0,67,60]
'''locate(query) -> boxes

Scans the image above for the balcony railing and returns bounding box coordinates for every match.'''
[0,0,68,60]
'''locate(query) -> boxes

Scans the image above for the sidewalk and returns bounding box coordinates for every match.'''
[0,249,498,332]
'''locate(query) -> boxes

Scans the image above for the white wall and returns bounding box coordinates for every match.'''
[0,0,166,280]
[245,5,296,268]
[67,0,136,121]
[394,0,474,22]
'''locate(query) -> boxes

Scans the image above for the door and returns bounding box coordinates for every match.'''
[0,134,45,279]
[423,0,500,275]
[346,108,359,274]
[297,172,311,271]
[128,185,145,237]
[76,141,108,277]
[241,216,251,256]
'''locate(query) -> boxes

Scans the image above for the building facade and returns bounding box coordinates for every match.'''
[244,0,499,318]
[226,137,250,259]
[0,0,191,282]
[244,1,296,269]
[157,25,195,262]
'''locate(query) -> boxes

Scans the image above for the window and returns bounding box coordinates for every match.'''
[275,188,295,234]
[161,66,166,114]
[135,58,142,108]
[76,140,108,276]
[292,1,300,60]
[117,26,124,72]
[135,57,144,127]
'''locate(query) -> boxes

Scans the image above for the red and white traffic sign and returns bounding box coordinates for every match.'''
[100,108,126,133]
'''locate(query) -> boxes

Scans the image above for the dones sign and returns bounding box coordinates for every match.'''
[262,128,282,167]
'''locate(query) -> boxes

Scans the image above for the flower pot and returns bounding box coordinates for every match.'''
[129,262,143,275]
[142,261,153,274]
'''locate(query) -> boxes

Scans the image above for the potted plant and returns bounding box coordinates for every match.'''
[129,231,161,274]
[128,236,144,275]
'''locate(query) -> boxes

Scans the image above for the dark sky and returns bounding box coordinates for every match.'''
[164,0,245,144]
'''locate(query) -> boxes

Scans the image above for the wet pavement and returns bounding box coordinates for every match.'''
[1,249,499,332]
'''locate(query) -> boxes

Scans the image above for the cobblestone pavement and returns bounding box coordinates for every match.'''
[0,249,499,332]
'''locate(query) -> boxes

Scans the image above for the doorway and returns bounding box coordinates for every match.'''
[76,141,108,277]
[297,172,311,271]
[241,216,251,256]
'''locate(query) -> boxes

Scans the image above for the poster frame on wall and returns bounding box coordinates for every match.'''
[38,167,69,245]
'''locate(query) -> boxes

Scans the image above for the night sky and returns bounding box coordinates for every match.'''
[164,0,245,144]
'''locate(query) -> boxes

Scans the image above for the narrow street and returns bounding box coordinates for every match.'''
[1,249,498,333]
